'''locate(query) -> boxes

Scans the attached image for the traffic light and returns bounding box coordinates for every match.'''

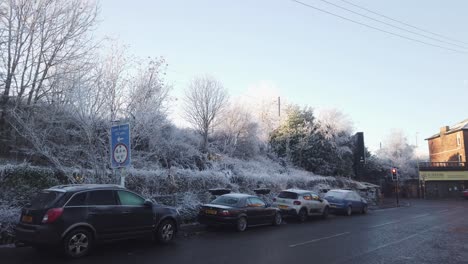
[391,168,398,181]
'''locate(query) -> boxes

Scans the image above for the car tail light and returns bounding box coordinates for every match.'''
[293,201,301,205]
[42,208,64,224]
[273,198,277,202]
[219,210,231,216]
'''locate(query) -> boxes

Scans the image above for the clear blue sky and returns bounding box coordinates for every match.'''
[96,0,468,155]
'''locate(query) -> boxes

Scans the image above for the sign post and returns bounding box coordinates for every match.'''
[111,123,131,187]
[391,167,399,207]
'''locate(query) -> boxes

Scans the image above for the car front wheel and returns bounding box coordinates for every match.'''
[298,209,308,222]
[272,213,282,226]
[236,217,248,232]
[63,228,93,259]
[322,206,329,219]
[346,206,352,216]
[156,219,176,243]
[362,205,368,214]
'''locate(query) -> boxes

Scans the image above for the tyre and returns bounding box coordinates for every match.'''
[62,228,93,259]
[345,206,352,216]
[272,212,282,226]
[322,206,329,219]
[362,205,368,214]
[298,208,308,222]
[236,217,248,232]
[156,219,176,243]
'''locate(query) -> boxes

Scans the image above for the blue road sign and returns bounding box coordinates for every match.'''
[111,123,131,168]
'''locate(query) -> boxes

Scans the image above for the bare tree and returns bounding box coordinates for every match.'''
[183,76,228,152]
[0,0,98,112]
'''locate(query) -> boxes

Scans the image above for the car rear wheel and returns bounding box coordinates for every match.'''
[298,208,308,222]
[236,217,247,232]
[272,213,282,226]
[156,219,176,243]
[346,206,352,216]
[322,206,329,219]
[63,228,92,259]
[362,205,368,214]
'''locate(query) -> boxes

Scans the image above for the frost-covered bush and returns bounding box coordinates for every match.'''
[0,164,67,206]
[0,157,376,235]
[0,204,20,244]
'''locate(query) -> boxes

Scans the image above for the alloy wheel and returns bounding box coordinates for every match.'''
[67,232,89,257]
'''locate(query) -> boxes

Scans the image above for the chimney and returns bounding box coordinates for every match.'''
[440,126,449,137]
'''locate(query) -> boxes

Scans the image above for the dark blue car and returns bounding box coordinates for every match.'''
[324,189,368,216]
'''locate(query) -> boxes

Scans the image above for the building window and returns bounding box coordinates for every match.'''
[457,133,461,147]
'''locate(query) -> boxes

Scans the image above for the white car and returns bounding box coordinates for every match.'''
[273,189,330,222]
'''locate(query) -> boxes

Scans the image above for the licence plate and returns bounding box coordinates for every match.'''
[330,205,336,208]
[278,205,289,209]
[205,209,217,215]
[21,215,33,223]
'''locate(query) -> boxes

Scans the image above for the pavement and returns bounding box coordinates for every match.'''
[1,199,468,264]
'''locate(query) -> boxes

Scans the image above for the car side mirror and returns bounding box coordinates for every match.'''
[144,199,153,207]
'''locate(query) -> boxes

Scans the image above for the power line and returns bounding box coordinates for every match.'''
[338,0,468,46]
[317,0,468,51]
[290,0,467,54]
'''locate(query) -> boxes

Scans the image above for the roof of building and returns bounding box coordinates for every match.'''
[426,119,468,140]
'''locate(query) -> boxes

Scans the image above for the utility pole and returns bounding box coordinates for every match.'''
[392,168,399,207]
[396,176,400,207]
[278,96,281,117]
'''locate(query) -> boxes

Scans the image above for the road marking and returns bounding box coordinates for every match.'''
[410,213,429,219]
[289,232,350,248]
[369,220,401,228]
[436,209,449,213]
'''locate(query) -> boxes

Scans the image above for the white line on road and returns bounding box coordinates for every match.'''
[436,209,449,213]
[410,213,429,219]
[289,232,351,248]
[369,220,401,229]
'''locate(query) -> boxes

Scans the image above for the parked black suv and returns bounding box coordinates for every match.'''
[15,184,181,258]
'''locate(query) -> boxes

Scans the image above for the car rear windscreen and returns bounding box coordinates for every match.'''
[28,191,63,209]
[211,196,240,206]
[324,191,347,199]
[278,191,299,199]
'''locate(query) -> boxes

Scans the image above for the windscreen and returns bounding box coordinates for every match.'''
[324,191,347,199]
[277,191,299,199]
[28,191,63,209]
[211,196,240,206]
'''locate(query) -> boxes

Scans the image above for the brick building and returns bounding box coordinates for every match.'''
[419,119,468,198]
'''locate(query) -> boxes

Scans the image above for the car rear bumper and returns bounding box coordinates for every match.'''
[328,204,346,213]
[198,214,238,226]
[15,224,61,246]
[279,208,299,217]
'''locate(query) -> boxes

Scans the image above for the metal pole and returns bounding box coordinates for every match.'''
[278,96,281,117]
[119,167,125,187]
[396,176,400,207]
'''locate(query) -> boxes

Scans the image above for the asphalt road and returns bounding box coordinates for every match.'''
[2,199,468,264]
